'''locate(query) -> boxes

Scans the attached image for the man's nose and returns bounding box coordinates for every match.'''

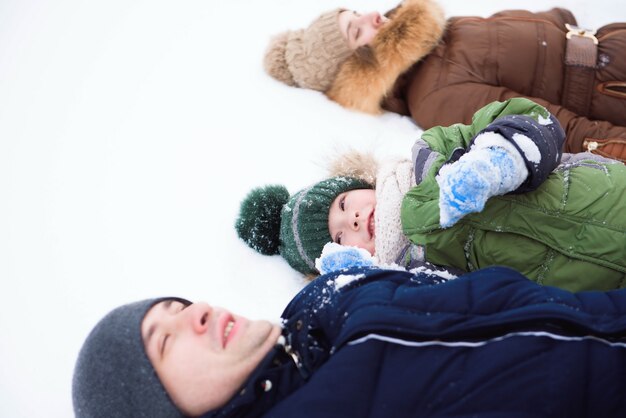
[185,302,212,334]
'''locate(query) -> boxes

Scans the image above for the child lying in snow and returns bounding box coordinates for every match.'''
[236,98,626,292]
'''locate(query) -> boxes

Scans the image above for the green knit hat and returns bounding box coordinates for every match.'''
[235,177,372,274]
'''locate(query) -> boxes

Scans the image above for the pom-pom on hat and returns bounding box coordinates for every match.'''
[236,177,372,275]
[72,297,191,418]
[263,8,353,92]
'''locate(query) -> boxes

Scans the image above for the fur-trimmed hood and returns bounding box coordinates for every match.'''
[328,150,415,265]
[327,149,379,185]
[325,0,446,114]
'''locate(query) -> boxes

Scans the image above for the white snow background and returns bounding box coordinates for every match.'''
[0,0,620,415]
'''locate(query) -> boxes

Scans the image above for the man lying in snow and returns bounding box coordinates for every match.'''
[73,265,626,417]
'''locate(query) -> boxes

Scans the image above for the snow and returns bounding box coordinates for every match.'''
[334,273,367,290]
[472,130,533,168]
[538,114,554,126]
[410,265,458,281]
[513,133,542,164]
[437,139,528,227]
[0,0,619,416]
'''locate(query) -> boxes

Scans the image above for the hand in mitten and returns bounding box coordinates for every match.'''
[436,133,529,228]
[437,157,492,228]
[315,242,375,275]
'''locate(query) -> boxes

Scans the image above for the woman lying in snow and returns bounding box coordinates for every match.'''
[264,0,626,162]
[236,98,626,292]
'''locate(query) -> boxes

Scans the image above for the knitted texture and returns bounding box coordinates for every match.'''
[235,185,290,255]
[264,9,353,92]
[374,158,415,265]
[437,133,529,228]
[72,297,190,418]
[279,176,372,274]
[236,177,371,275]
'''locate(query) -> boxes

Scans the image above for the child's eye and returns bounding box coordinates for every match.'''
[340,196,345,211]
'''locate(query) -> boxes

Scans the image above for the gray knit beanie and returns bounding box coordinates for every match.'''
[235,177,372,275]
[263,8,353,92]
[72,297,191,418]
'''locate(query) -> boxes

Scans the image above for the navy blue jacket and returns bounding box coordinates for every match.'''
[206,266,626,417]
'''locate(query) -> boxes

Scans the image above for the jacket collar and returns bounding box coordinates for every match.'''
[325,0,446,114]
[200,344,305,418]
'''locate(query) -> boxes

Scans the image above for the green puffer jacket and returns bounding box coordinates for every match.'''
[402,99,626,292]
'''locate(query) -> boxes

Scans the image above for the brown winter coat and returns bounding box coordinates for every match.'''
[326,1,626,161]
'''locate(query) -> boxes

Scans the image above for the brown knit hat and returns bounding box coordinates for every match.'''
[263,9,353,92]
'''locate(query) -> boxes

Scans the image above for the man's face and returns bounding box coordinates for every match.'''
[142,300,282,416]
[338,10,389,49]
[328,188,376,255]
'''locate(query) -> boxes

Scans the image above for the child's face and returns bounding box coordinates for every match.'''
[328,189,376,255]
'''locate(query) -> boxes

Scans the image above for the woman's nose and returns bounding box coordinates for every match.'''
[365,12,384,28]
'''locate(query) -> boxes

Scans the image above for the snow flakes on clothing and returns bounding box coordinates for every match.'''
[436,135,529,228]
[410,265,458,281]
[512,133,541,164]
[537,114,553,126]
[334,273,366,290]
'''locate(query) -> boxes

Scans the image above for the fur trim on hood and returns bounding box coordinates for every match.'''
[327,149,379,185]
[325,0,446,114]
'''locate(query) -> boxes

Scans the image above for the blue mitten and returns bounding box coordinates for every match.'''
[437,133,529,228]
[315,243,375,275]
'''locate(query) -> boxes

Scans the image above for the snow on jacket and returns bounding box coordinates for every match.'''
[204,266,626,417]
[327,1,626,160]
[402,98,626,292]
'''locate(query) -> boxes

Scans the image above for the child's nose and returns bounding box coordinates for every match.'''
[351,211,360,230]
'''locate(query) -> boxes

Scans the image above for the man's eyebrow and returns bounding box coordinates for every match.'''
[144,323,156,349]
[143,301,171,347]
